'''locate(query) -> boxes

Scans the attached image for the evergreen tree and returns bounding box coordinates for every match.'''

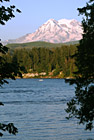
[53,63,60,76]
[31,48,39,71]
[66,0,94,130]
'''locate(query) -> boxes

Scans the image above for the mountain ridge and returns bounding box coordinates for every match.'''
[3,18,83,45]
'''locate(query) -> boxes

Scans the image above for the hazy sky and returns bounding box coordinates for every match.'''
[0,0,87,41]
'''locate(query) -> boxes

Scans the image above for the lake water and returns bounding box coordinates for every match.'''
[0,79,94,140]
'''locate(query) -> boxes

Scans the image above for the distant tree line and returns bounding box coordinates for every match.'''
[3,44,77,78]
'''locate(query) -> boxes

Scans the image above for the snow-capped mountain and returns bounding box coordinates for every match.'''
[4,19,83,44]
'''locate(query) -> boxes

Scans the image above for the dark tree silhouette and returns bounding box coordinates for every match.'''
[0,0,21,137]
[66,0,94,130]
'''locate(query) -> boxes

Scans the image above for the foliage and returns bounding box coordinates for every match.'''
[65,0,94,130]
[0,123,18,137]
[0,0,21,137]
[0,0,21,25]
[0,43,22,85]
[5,44,77,77]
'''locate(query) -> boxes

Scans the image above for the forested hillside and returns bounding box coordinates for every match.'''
[4,43,78,78]
[6,41,79,49]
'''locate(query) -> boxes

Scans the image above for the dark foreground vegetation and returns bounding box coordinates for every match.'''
[66,0,94,131]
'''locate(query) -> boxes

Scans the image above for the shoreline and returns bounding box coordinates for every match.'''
[16,73,74,79]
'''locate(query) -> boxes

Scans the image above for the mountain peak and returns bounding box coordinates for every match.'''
[4,18,83,44]
[48,18,56,22]
[44,18,58,26]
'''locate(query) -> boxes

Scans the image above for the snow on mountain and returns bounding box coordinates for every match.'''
[3,19,83,44]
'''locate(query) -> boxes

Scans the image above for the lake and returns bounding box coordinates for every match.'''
[0,79,94,140]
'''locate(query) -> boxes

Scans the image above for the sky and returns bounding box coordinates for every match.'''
[0,0,88,41]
